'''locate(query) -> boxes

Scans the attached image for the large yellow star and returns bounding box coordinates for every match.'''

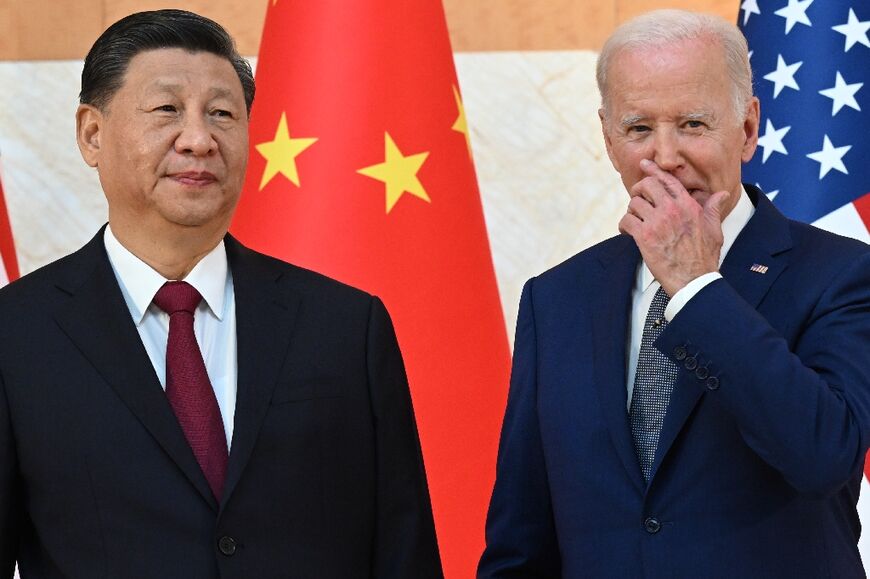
[358,132,430,213]
[255,112,317,190]
[451,85,472,157]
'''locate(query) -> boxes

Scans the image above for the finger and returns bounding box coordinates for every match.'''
[703,190,730,222]
[627,195,655,221]
[639,159,689,200]
[618,212,642,236]
[630,175,672,208]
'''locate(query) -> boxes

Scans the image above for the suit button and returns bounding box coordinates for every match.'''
[706,376,720,391]
[695,366,709,380]
[673,346,688,360]
[218,536,237,556]
[684,357,698,370]
[644,517,662,534]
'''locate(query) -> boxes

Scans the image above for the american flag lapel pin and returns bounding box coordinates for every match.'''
[750,263,769,274]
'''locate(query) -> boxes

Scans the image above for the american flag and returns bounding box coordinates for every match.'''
[738,0,870,564]
[739,0,870,242]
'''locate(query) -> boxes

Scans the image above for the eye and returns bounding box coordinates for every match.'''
[685,120,706,129]
[627,125,651,134]
[211,109,234,118]
[155,104,177,113]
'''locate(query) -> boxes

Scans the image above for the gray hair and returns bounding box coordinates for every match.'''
[596,9,753,120]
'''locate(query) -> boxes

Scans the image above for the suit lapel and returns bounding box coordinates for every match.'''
[591,235,646,492]
[53,230,219,510]
[649,187,793,483]
[718,188,792,306]
[220,237,301,509]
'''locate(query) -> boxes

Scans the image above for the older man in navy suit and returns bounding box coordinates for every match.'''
[480,9,870,578]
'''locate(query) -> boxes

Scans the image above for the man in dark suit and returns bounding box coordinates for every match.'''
[0,10,442,578]
[479,9,870,578]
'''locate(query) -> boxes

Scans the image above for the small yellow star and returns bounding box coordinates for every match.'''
[255,112,317,190]
[451,85,472,157]
[358,132,430,213]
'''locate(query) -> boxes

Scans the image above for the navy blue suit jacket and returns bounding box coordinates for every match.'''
[480,186,870,578]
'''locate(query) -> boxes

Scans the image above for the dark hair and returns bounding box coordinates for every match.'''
[80,9,255,114]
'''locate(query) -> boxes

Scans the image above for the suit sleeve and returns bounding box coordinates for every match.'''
[365,296,443,579]
[478,279,561,578]
[657,251,870,495]
[0,369,19,577]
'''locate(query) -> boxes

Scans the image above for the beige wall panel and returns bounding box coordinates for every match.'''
[617,0,738,24]
[0,0,104,60]
[443,0,617,52]
[2,0,744,60]
[102,0,267,56]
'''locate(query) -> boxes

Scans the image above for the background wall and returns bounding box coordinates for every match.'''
[0,0,737,58]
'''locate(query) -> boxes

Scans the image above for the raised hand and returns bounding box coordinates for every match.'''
[618,159,729,296]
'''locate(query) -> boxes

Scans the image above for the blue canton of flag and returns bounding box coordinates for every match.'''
[739,0,870,239]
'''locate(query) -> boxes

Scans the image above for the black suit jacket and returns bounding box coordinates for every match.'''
[0,229,442,578]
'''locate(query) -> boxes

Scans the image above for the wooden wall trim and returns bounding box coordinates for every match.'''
[0,0,739,60]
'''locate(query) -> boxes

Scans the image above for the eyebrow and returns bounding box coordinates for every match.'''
[685,111,715,121]
[620,114,645,127]
[618,111,716,127]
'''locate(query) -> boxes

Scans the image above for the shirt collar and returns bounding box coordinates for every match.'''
[639,185,756,292]
[103,224,229,324]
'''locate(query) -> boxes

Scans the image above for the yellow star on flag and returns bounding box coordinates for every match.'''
[358,132,430,213]
[451,85,472,157]
[255,112,317,190]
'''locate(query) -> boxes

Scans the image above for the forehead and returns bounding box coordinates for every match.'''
[117,48,243,97]
[606,37,731,114]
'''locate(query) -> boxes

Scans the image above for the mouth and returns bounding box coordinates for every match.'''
[168,171,218,186]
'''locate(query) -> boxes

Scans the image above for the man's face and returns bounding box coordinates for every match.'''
[600,37,759,218]
[77,48,249,237]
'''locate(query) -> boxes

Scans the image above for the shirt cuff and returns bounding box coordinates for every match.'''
[664,272,722,321]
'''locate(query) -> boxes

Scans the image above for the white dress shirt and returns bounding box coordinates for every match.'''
[103,225,237,447]
[626,187,755,409]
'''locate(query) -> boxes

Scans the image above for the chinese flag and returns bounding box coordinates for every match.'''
[0,160,19,286]
[230,1,511,576]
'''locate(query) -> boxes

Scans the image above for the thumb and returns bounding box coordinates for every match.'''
[704,190,730,223]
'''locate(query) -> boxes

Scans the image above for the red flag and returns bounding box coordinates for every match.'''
[0,160,19,286]
[231,1,511,576]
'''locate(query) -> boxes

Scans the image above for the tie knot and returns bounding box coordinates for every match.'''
[153,281,203,315]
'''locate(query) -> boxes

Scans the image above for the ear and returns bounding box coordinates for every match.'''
[740,97,760,163]
[76,104,103,168]
[599,107,619,171]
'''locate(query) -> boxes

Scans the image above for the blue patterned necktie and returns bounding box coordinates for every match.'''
[629,286,679,482]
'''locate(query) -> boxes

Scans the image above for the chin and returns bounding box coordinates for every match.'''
[163,206,232,230]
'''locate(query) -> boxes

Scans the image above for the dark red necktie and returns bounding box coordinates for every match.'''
[153,281,228,499]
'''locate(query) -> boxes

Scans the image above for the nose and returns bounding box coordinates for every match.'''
[174,114,217,156]
[652,127,684,172]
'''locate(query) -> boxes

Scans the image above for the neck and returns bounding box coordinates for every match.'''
[109,218,226,280]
